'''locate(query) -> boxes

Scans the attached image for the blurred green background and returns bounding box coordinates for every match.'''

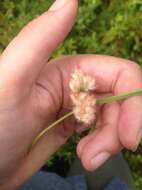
[0,0,142,189]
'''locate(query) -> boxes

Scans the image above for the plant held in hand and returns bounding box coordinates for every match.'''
[31,69,142,149]
[70,69,96,125]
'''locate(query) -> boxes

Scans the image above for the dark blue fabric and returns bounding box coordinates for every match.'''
[19,172,87,190]
[19,171,129,190]
[104,177,129,190]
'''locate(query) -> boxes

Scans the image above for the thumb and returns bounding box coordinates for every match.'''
[0,0,78,88]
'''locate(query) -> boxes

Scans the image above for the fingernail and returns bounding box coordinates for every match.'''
[49,0,67,11]
[91,152,110,170]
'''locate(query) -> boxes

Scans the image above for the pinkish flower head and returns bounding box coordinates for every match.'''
[69,69,96,93]
[69,70,96,125]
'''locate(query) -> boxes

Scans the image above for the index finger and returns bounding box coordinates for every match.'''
[53,55,142,150]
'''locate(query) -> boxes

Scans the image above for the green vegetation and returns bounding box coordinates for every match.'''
[0,0,142,189]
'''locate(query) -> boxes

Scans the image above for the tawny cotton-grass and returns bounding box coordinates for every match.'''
[69,69,95,93]
[69,69,96,125]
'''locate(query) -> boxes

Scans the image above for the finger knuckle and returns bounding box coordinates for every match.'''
[21,19,36,34]
[127,61,141,73]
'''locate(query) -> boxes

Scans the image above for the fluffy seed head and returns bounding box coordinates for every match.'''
[73,94,96,125]
[69,69,95,93]
[69,69,96,125]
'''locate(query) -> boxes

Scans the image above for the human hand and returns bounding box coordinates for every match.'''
[0,0,142,189]
[50,54,142,173]
[0,0,78,189]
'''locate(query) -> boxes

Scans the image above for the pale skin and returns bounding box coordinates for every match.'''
[0,0,142,189]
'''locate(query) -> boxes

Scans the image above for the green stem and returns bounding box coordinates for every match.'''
[30,89,142,150]
[97,89,142,105]
[31,111,73,149]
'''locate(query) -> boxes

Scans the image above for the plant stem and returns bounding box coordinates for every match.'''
[31,111,74,149]
[30,89,142,150]
[97,89,142,105]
